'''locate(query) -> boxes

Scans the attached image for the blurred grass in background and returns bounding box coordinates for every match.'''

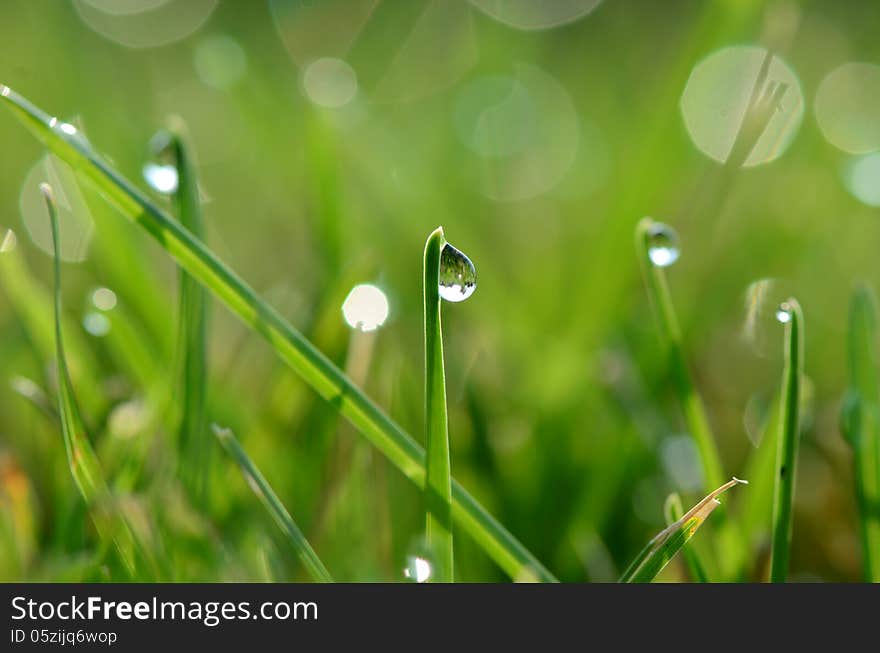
[1,0,879,581]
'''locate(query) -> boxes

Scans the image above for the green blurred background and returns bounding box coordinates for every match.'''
[1,0,879,582]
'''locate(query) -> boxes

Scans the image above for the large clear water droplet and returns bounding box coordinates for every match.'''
[142,130,179,195]
[438,242,477,302]
[775,302,792,323]
[646,222,680,267]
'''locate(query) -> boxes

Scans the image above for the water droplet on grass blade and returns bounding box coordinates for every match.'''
[645,222,680,267]
[776,303,792,323]
[439,242,477,302]
[143,130,179,194]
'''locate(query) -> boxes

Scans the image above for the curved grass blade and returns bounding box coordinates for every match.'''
[0,86,555,582]
[159,122,210,499]
[620,478,747,583]
[635,218,723,491]
[663,493,709,582]
[423,227,452,582]
[212,424,332,583]
[769,298,803,583]
[635,218,750,579]
[842,286,880,582]
[42,183,148,578]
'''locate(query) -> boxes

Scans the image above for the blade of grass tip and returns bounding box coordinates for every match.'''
[423,227,453,582]
[769,298,803,583]
[158,121,210,500]
[620,478,747,583]
[636,218,750,579]
[211,424,332,583]
[842,286,880,582]
[664,493,709,582]
[42,183,147,578]
[0,86,556,582]
[635,218,724,490]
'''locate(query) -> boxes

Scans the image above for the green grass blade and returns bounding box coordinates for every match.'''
[42,183,146,578]
[769,298,803,583]
[162,123,210,498]
[620,478,746,583]
[423,226,453,582]
[664,493,709,582]
[842,286,880,582]
[0,85,555,582]
[212,424,332,583]
[635,218,724,491]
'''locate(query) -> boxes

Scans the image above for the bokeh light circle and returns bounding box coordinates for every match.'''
[73,0,217,49]
[468,0,602,31]
[815,62,880,154]
[303,58,359,108]
[680,45,804,167]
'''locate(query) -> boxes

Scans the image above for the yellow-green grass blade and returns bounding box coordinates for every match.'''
[423,227,453,582]
[42,183,149,579]
[212,424,332,583]
[664,493,709,582]
[842,286,880,582]
[769,299,803,583]
[620,478,747,583]
[0,241,104,415]
[0,86,555,582]
[635,218,748,578]
[635,218,723,491]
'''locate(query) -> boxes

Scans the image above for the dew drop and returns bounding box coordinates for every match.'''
[83,311,111,337]
[438,242,477,303]
[403,554,433,583]
[142,163,179,194]
[645,221,680,268]
[775,302,792,323]
[143,130,179,195]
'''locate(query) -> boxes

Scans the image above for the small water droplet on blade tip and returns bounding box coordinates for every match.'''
[645,220,680,267]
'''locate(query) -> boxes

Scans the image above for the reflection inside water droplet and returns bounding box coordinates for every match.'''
[83,311,111,336]
[775,303,792,323]
[645,221,680,268]
[438,242,477,302]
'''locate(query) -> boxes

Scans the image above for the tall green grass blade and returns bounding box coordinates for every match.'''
[212,424,332,583]
[0,242,104,415]
[160,123,210,499]
[769,298,803,583]
[842,286,880,582]
[635,218,723,491]
[663,493,709,582]
[423,227,453,582]
[0,86,555,582]
[620,478,746,583]
[42,183,147,578]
